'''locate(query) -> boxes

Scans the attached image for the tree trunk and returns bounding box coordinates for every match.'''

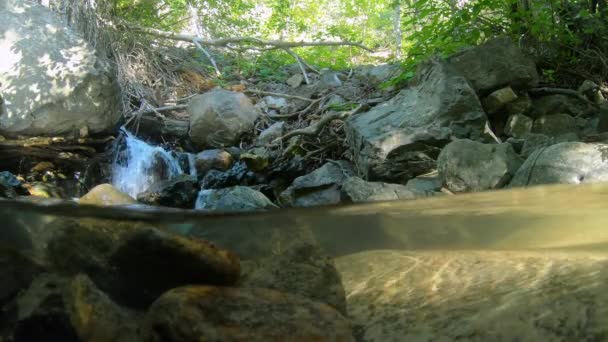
[393,2,403,59]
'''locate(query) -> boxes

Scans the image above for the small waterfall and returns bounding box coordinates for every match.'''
[111,129,194,198]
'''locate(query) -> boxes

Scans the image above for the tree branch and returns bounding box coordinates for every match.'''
[127,24,373,52]
[244,89,314,102]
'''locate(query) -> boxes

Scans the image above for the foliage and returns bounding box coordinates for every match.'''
[106,0,608,86]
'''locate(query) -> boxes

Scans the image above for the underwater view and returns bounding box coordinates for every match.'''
[2,182,608,341]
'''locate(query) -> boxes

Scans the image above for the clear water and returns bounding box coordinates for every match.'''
[2,182,608,339]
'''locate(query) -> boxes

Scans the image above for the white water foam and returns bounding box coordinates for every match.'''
[111,130,192,198]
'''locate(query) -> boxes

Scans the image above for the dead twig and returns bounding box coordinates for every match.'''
[244,90,313,102]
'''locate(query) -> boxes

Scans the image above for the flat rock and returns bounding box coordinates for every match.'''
[336,250,608,342]
[142,286,355,342]
[345,58,487,183]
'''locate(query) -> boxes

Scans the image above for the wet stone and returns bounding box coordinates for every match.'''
[0,248,43,308]
[194,149,233,175]
[79,184,136,206]
[240,242,346,314]
[108,227,240,308]
[136,175,198,209]
[142,286,355,342]
[0,171,26,199]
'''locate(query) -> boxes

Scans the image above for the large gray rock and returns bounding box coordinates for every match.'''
[340,176,420,203]
[279,161,355,207]
[447,37,539,95]
[336,250,608,342]
[345,58,487,183]
[188,89,259,148]
[438,139,523,192]
[195,186,278,211]
[530,95,586,119]
[532,114,578,137]
[0,0,121,137]
[510,142,608,187]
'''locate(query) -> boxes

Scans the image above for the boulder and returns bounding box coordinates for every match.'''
[483,86,518,115]
[240,242,346,314]
[505,93,533,116]
[188,89,259,148]
[340,176,419,203]
[79,184,136,206]
[510,142,608,187]
[195,186,277,211]
[0,0,121,137]
[345,58,487,183]
[532,114,578,137]
[447,37,539,95]
[279,161,355,207]
[256,121,285,145]
[520,133,554,158]
[336,250,608,341]
[438,139,523,192]
[505,114,533,138]
[142,286,355,342]
[136,175,198,209]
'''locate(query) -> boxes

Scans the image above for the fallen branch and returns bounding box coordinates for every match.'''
[128,25,373,51]
[192,40,221,77]
[131,104,188,117]
[528,87,596,106]
[244,90,313,102]
[283,48,310,84]
[280,104,364,141]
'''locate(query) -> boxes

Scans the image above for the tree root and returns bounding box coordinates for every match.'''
[280,104,364,141]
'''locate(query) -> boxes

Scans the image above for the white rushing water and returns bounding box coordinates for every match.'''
[111,130,195,198]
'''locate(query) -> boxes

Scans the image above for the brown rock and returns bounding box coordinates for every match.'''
[108,228,240,307]
[79,184,136,206]
[142,286,355,342]
[65,274,140,342]
[195,149,233,174]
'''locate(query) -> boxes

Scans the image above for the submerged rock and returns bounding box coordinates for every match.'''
[280,161,355,207]
[142,286,354,342]
[340,176,419,203]
[196,186,277,211]
[200,161,256,189]
[438,139,523,192]
[240,242,346,314]
[136,175,198,209]
[336,250,608,342]
[510,142,608,187]
[12,274,139,342]
[447,37,539,95]
[188,89,259,148]
[345,58,487,183]
[0,0,121,137]
[0,247,43,307]
[79,184,136,206]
